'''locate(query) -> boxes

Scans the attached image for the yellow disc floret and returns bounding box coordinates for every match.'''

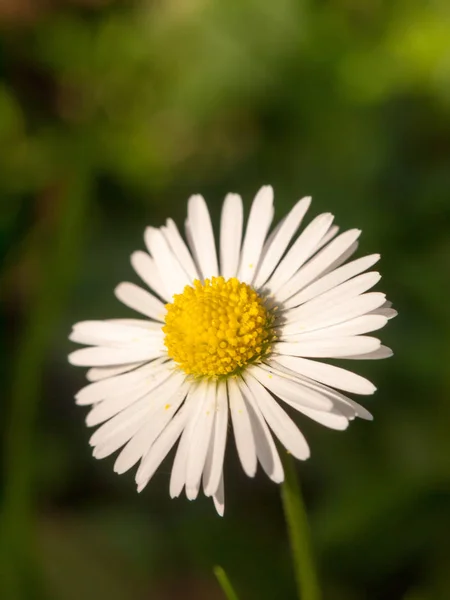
[163,276,274,378]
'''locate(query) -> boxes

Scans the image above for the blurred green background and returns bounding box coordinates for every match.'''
[1,0,449,598]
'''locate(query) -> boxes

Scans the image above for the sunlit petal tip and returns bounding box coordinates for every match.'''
[136,481,147,493]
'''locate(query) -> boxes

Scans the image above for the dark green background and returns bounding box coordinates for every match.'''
[1,1,449,598]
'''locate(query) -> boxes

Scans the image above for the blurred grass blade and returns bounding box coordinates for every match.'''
[214,565,240,600]
[0,172,91,598]
[281,453,321,600]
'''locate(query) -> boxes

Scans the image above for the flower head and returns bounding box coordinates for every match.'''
[69,186,396,515]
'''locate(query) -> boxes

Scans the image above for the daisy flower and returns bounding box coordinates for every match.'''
[69,186,396,515]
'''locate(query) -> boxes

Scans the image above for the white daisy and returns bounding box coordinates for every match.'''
[69,186,396,515]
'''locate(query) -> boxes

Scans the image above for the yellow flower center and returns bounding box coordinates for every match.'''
[163,276,274,378]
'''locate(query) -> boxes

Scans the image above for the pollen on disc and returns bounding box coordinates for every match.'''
[163,276,274,378]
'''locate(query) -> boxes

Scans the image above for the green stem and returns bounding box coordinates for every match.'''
[1,172,90,597]
[280,453,321,600]
[214,565,240,600]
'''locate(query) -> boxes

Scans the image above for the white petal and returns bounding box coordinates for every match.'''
[145,227,191,299]
[70,320,164,347]
[114,380,189,474]
[77,358,168,405]
[162,218,199,281]
[228,377,257,477]
[187,194,219,280]
[130,251,170,301]
[220,193,243,279]
[341,345,393,360]
[274,336,381,359]
[243,373,310,460]
[266,214,334,295]
[238,379,284,483]
[279,229,362,305]
[281,315,388,341]
[115,282,166,321]
[370,307,398,319]
[284,254,380,308]
[136,396,194,490]
[253,197,311,289]
[237,185,274,284]
[91,401,152,460]
[89,371,186,448]
[281,292,387,336]
[252,364,349,430]
[284,271,381,324]
[212,474,225,517]
[249,365,333,410]
[334,395,373,421]
[315,224,339,250]
[271,355,376,395]
[106,318,162,330]
[85,366,174,427]
[321,240,359,276]
[69,342,164,367]
[203,382,228,496]
[86,362,144,382]
[169,383,206,498]
[293,406,349,430]
[271,365,374,421]
[185,381,217,500]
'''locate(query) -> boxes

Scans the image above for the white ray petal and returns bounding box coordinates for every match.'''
[289,404,349,430]
[277,229,362,303]
[145,227,191,298]
[70,320,164,347]
[320,240,359,277]
[203,382,228,496]
[105,318,162,330]
[69,342,164,367]
[136,397,194,491]
[249,365,332,410]
[78,358,167,405]
[314,224,339,251]
[264,359,374,421]
[162,218,199,281]
[89,371,186,447]
[86,362,144,383]
[243,373,310,460]
[114,380,189,474]
[91,402,152,460]
[284,271,381,324]
[333,395,373,421]
[237,185,274,284]
[370,307,398,319]
[185,381,217,500]
[85,367,174,427]
[284,254,380,308]
[115,282,166,321]
[271,355,376,395]
[130,251,170,301]
[253,196,311,289]
[281,315,388,341]
[220,193,243,279]
[274,336,381,359]
[187,194,219,280]
[228,377,257,477]
[212,474,225,517]
[341,345,393,360]
[238,379,284,483]
[281,292,387,336]
[266,213,334,294]
[169,382,206,498]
